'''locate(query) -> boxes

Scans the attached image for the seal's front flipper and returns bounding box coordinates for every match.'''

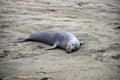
[14,38,30,43]
[79,41,84,45]
[45,43,57,50]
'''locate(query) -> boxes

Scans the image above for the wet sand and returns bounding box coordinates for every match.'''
[0,0,120,80]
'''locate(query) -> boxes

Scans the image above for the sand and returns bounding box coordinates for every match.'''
[0,0,120,80]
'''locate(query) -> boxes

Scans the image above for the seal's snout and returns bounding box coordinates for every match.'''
[66,43,72,53]
[65,42,78,53]
[66,41,84,53]
[66,46,72,53]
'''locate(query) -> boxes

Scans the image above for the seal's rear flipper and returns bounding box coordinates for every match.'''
[14,38,30,43]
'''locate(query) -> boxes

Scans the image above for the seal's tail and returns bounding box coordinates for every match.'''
[14,38,30,43]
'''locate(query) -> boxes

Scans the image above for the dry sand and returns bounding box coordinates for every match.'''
[0,0,120,80]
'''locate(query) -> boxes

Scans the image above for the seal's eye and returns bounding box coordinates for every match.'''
[72,44,74,45]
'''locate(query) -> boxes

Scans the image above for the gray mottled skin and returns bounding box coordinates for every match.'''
[16,31,84,53]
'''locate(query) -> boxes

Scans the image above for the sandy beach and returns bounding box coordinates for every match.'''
[0,0,120,80]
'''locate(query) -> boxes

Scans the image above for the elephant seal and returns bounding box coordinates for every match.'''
[16,31,84,53]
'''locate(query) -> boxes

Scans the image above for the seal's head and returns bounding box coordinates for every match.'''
[66,41,84,53]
